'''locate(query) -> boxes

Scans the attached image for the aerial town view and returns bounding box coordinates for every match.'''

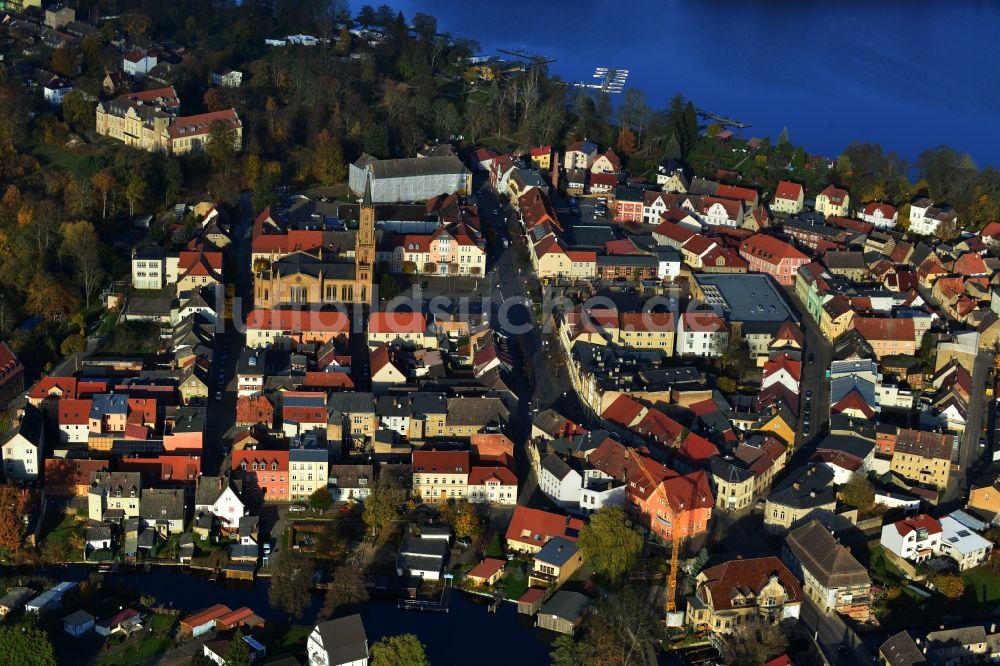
[0,1,998,665]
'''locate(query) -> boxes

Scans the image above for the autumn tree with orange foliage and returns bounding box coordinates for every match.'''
[0,482,29,560]
[91,169,115,219]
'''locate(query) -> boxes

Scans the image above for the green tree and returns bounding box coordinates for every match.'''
[125,173,147,217]
[60,333,87,356]
[930,572,965,599]
[550,633,596,666]
[312,130,346,185]
[267,549,313,619]
[224,629,251,666]
[663,133,682,162]
[778,127,789,146]
[0,624,56,665]
[839,472,875,512]
[309,487,333,512]
[438,499,481,540]
[321,564,369,620]
[364,125,390,158]
[577,506,643,582]
[206,120,240,175]
[163,158,184,206]
[378,273,400,300]
[363,476,405,538]
[60,221,104,308]
[371,634,430,666]
[61,91,94,131]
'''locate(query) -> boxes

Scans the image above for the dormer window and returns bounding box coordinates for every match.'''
[241,462,247,470]
[272,462,278,471]
[252,462,258,470]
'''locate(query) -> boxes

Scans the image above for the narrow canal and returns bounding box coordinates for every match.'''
[33,565,553,665]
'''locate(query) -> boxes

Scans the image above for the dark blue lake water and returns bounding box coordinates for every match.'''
[46,566,552,665]
[381,0,1000,166]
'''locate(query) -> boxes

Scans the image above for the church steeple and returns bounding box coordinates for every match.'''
[362,172,373,208]
[354,174,376,305]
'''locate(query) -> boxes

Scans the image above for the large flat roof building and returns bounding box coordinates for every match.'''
[349,153,472,203]
[691,273,798,324]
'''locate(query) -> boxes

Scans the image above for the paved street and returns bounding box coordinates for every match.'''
[202,194,253,475]
[799,596,873,665]
[474,186,571,508]
[783,287,832,450]
[944,349,993,503]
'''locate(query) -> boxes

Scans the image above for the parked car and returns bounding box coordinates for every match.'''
[339,503,354,514]
[805,390,813,399]
[808,353,815,363]
[456,537,472,548]
[289,504,307,513]
[214,391,223,401]
[802,424,811,436]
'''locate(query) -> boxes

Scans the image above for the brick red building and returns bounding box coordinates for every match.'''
[232,450,289,502]
[739,234,810,285]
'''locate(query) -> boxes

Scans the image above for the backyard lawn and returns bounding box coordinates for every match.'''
[94,614,178,666]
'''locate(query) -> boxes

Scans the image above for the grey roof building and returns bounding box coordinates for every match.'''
[692,273,798,324]
[879,631,928,666]
[309,614,368,666]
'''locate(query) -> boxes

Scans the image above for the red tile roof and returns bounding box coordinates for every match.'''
[236,395,273,425]
[181,605,232,631]
[658,470,714,514]
[740,233,808,264]
[716,183,758,206]
[851,317,915,342]
[981,221,1000,239]
[29,376,78,400]
[863,201,897,218]
[167,109,241,139]
[245,309,350,333]
[601,394,645,428]
[505,506,584,549]
[774,181,803,201]
[412,450,470,474]
[695,556,801,612]
[303,371,354,390]
[467,558,507,580]
[468,466,517,486]
[680,311,727,333]
[58,398,91,425]
[368,312,427,334]
[819,185,848,205]
[893,514,942,536]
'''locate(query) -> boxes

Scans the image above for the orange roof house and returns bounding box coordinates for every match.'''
[235,395,274,428]
[851,317,916,359]
[505,506,585,554]
[467,558,507,587]
[627,466,713,543]
[739,234,809,285]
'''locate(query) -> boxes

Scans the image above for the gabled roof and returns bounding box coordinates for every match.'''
[818,185,848,205]
[740,233,808,264]
[412,450,470,474]
[893,514,942,537]
[695,556,801,612]
[785,520,870,590]
[368,312,426,334]
[505,506,584,548]
[774,181,803,201]
[852,317,915,342]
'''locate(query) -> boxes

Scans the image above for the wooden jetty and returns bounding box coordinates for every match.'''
[695,109,751,129]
